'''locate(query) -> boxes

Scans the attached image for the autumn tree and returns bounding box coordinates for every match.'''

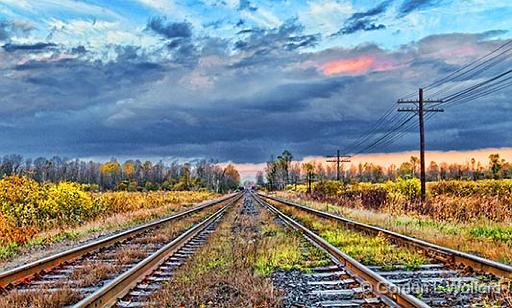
[398,162,413,179]
[489,154,503,179]
[223,164,241,191]
[256,171,265,187]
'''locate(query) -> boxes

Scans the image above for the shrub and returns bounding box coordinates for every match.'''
[0,175,217,246]
[0,176,42,227]
[39,182,98,229]
[430,179,512,197]
[360,188,387,210]
[312,180,345,196]
[384,178,421,201]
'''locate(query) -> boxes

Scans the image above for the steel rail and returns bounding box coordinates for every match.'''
[0,193,240,288]
[252,193,428,308]
[73,194,241,308]
[259,193,512,279]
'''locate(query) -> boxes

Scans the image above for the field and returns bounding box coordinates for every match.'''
[0,175,218,263]
[278,178,512,264]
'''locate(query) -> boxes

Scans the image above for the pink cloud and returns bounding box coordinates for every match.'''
[318,55,398,76]
[320,56,374,75]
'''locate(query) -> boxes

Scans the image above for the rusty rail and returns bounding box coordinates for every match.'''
[0,193,240,288]
[74,194,241,307]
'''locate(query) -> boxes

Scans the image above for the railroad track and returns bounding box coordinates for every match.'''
[256,192,512,307]
[0,193,241,307]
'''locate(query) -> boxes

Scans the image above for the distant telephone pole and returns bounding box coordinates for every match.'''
[398,88,443,202]
[326,150,351,181]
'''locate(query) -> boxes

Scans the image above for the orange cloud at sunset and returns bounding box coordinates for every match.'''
[320,56,374,75]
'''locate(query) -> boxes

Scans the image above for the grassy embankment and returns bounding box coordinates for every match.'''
[0,203,226,308]
[278,179,512,264]
[0,175,218,262]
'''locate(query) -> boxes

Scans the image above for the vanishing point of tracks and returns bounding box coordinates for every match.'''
[255,192,512,307]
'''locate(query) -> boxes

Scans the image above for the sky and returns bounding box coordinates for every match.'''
[0,0,511,178]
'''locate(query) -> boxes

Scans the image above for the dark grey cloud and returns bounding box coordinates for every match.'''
[399,0,443,16]
[0,29,510,163]
[232,19,319,69]
[147,17,192,39]
[71,45,87,54]
[235,19,319,52]
[334,1,390,35]
[2,42,56,52]
[145,17,198,66]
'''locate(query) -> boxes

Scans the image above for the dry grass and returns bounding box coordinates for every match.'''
[149,199,281,307]
[69,262,121,288]
[0,288,82,308]
[276,193,512,265]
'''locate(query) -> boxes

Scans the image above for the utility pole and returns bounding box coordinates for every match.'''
[326,150,351,181]
[398,88,443,202]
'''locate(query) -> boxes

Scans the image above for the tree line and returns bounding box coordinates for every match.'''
[262,150,512,190]
[0,154,240,192]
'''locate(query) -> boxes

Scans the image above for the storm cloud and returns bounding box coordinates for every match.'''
[0,3,510,165]
[334,1,390,35]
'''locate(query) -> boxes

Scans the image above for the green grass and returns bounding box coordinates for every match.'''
[0,242,18,259]
[469,226,512,243]
[392,216,461,236]
[319,229,427,269]
[254,224,330,275]
[271,201,429,269]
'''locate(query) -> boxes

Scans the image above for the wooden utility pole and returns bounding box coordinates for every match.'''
[326,150,351,181]
[398,88,443,202]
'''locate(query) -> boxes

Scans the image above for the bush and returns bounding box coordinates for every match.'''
[0,175,217,245]
[430,179,512,197]
[0,176,43,228]
[384,178,421,201]
[39,182,99,229]
[313,181,345,196]
[360,188,387,210]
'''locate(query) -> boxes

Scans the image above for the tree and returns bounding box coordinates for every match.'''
[277,150,293,185]
[489,154,503,179]
[256,171,265,187]
[223,164,240,191]
[427,161,440,181]
[410,156,419,178]
[398,162,413,179]
[302,163,314,194]
[265,157,278,191]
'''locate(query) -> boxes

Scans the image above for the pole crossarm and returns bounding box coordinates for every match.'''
[397,98,444,104]
[325,150,351,181]
[398,108,444,112]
